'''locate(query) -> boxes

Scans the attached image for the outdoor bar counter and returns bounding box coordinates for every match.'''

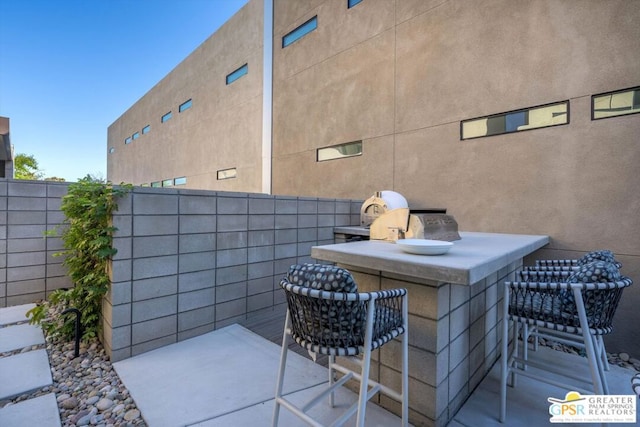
[311,231,549,427]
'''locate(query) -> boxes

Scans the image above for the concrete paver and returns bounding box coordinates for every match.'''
[0,393,61,427]
[0,304,35,326]
[0,350,53,400]
[0,323,45,353]
[0,304,58,426]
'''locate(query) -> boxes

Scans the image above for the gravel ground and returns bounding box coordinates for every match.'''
[535,336,640,372]
[1,330,146,427]
[0,303,146,427]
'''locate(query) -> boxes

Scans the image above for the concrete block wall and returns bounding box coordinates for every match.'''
[0,179,72,307]
[101,186,361,362]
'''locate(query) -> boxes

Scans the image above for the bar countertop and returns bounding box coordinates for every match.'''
[311,231,549,285]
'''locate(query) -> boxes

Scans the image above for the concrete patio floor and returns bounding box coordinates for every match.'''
[450,344,636,427]
[113,324,404,426]
[114,323,637,426]
[1,303,637,426]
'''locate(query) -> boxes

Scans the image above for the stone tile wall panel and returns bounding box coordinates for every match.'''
[248,246,273,263]
[8,211,47,225]
[179,252,216,273]
[8,197,47,211]
[248,197,274,214]
[6,238,47,253]
[178,288,215,313]
[216,231,247,250]
[178,270,215,293]
[178,233,216,253]
[132,255,178,280]
[248,230,274,247]
[179,215,216,234]
[179,195,217,214]
[217,215,248,232]
[133,215,179,236]
[178,305,215,332]
[133,235,178,258]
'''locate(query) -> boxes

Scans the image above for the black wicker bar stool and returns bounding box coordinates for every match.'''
[521,250,623,371]
[499,260,632,423]
[272,264,409,427]
[523,249,622,272]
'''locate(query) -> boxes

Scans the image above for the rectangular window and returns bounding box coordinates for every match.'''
[217,168,237,180]
[142,125,150,134]
[162,179,174,187]
[348,0,363,8]
[179,99,192,113]
[161,111,172,123]
[317,141,363,162]
[592,86,640,120]
[132,132,140,140]
[174,176,187,186]
[460,101,569,140]
[151,181,161,188]
[283,16,317,48]
[226,64,248,85]
[125,136,132,144]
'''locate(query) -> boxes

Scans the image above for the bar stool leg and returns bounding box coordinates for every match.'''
[272,311,291,427]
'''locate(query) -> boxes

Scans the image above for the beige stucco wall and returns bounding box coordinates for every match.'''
[272,0,397,197]
[272,0,640,356]
[107,0,264,192]
[107,0,639,358]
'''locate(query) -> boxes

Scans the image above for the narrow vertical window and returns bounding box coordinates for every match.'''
[161,111,172,123]
[132,131,140,140]
[283,16,317,47]
[109,147,115,154]
[226,64,248,85]
[125,136,132,144]
[179,99,192,113]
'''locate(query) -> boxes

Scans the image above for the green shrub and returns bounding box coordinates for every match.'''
[28,176,132,341]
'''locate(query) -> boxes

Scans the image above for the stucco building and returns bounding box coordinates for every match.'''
[0,116,14,179]
[108,0,640,380]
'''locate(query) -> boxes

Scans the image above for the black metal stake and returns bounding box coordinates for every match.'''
[62,308,82,358]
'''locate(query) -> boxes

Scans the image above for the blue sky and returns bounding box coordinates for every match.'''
[0,0,248,181]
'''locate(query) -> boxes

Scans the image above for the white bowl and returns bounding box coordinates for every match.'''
[396,239,453,255]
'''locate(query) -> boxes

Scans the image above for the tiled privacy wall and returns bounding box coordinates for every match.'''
[101,187,361,362]
[0,180,72,307]
[337,260,522,427]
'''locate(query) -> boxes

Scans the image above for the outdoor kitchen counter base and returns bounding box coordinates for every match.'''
[311,231,549,427]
